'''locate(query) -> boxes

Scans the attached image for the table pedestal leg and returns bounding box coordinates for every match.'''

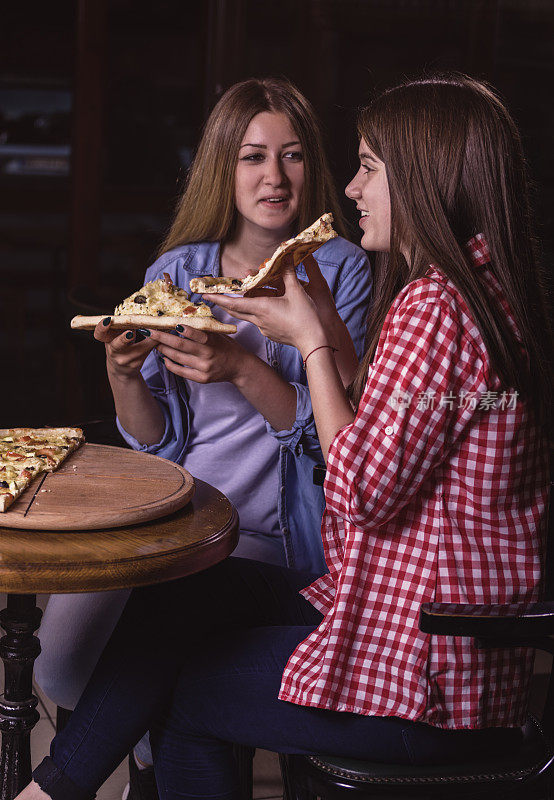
[0,595,42,800]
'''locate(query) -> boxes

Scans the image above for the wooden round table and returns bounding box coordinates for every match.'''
[0,478,239,799]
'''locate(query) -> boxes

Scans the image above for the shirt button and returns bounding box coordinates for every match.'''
[282,527,289,535]
[294,443,303,457]
[385,425,394,436]
[280,486,286,495]
[271,359,279,369]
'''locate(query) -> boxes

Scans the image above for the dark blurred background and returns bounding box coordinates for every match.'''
[1,0,552,432]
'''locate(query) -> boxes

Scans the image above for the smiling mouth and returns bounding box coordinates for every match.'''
[260,197,289,204]
[360,211,369,217]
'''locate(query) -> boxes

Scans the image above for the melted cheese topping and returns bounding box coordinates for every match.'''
[0,439,69,493]
[115,279,212,318]
[0,460,41,492]
[0,463,22,493]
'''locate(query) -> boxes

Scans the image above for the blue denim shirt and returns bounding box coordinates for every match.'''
[117,236,372,572]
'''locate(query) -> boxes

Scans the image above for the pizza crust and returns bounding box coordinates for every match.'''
[189,213,337,295]
[0,492,15,512]
[70,315,237,334]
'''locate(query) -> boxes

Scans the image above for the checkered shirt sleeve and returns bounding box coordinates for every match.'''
[325,286,486,530]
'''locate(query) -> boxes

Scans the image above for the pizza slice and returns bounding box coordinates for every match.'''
[189,213,337,295]
[70,274,237,334]
[0,427,85,511]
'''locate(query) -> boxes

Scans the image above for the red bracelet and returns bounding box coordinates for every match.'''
[302,344,338,370]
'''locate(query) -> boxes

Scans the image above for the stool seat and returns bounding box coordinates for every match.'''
[282,718,553,799]
[299,717,549,784]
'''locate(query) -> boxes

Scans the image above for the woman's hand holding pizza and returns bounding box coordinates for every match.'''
[296,254,342,327]
[94,318,157,379]
[210,254,359,386]
[149,326,251,385]
[244,254,337,322]
[208,267,329,359]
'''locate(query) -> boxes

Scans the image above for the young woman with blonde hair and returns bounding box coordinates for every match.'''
[21,73,549,800]
[33,76,370,793]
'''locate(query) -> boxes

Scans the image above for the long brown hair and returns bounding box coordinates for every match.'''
[349,74,552,425]
[159,77,347,253]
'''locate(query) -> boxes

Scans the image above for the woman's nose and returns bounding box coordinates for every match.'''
[264,157,286,186]
[345,176,360,199]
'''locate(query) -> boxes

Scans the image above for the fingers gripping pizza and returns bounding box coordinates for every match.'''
[189,213,337,295]
[70,274,237,334]
[0,427,85,511]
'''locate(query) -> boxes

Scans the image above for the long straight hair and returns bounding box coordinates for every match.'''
[349,74,552,425]
[159,77,347,254]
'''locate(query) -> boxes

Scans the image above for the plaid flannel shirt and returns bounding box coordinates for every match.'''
[279,235,548,729]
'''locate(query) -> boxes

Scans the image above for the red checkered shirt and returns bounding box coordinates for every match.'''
[279,234,549,729]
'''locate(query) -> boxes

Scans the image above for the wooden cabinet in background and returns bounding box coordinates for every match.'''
[1,0,552,427]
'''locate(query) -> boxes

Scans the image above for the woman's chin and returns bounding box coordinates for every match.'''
[360,233,373,250]
[360,234,390,253]
[255,215,296,237]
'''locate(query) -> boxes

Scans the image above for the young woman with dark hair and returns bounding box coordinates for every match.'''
[19,73,550,800]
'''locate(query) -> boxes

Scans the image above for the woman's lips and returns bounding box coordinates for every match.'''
[259,197,289,208]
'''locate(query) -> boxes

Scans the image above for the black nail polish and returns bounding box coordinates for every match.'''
[102,317,111,326]
[137,328,151,337]
[176,324,184,332]
[125,331,134,340]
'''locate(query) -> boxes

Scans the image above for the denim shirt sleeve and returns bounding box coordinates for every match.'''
[265,382,315,453]
[265,246,372,459]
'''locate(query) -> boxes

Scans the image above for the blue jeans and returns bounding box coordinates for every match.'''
[33,558,522,800]
[34,530,289,767]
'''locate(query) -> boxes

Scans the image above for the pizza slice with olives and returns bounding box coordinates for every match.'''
[0,427,85,511]
[189,213,337,295]
[70,274,237,334]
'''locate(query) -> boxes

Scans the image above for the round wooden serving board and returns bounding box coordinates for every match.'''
[2,443,195,530]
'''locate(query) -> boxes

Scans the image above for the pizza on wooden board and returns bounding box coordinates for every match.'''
[189,213,337,295]
[70,274,237,334]
[0,427,85,512]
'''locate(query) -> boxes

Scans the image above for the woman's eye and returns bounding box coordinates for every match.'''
[284,151,303,161]
[241,153,264,162]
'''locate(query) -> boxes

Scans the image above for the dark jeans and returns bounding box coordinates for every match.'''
[33,558,522,800]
